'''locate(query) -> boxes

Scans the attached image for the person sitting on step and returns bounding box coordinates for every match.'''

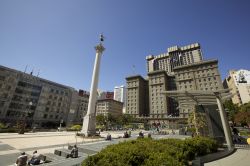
[28,150,42,165]
[16,152,28,166]
[67,145,78,158]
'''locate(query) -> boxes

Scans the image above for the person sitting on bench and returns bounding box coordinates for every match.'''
[67,145,78,158]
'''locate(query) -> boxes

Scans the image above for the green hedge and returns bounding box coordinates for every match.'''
[66,125,82,131]
[0,128,17,133]
[82,137,218,166]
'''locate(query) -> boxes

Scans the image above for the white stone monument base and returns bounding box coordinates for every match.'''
[80,115,96,137]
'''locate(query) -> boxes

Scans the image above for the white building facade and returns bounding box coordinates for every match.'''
[114,85,126,113]
[224,69,250,105]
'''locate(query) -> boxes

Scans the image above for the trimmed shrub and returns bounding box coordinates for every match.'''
[82,137,218,166]
[0,128,17,133]
[0,123,5,129]
[67,125,82,131]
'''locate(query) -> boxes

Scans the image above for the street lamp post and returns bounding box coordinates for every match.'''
[18,101,32,134]
[58,119,63,131]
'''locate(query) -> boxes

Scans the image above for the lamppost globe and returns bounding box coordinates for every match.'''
[29,101,33,106]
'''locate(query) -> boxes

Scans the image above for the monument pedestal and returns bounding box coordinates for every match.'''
[81,114,96,137]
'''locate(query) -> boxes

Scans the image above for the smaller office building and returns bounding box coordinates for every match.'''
[96,99,123,117]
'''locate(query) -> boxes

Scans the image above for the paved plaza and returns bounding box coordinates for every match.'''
[0,131,249,166]
[205,147,250,166]
[0,131,188,166]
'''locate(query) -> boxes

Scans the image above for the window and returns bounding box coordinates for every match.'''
[43,114,48,119]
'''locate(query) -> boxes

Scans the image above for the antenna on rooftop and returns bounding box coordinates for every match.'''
[37,69,40,77]
[24,65,28,73]
[30,67,34,75]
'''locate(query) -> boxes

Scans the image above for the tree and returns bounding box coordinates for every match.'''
[239,102,250,112]
[234,111,250,126]
[96,114,106,126]
[120,114,134,126]
[234,101,250,126]
[223,100,239,123]
[188,110,207,136]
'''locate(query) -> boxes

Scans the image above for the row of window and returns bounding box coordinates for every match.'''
[50,88,68,96]
[43,114,61,119]
[127,81,138,88]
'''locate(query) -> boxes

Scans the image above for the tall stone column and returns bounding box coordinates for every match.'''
[81,36,105,136]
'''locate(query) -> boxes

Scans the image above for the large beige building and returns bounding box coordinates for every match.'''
[147,71,177,119]
[126,75,149,118]
[223,69,250,105]
[96,99,123,117]
[173,59,223,118]
[146,43,203,74]
[125,43,224,128]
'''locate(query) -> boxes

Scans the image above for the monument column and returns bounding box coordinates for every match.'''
[81,35,105,136]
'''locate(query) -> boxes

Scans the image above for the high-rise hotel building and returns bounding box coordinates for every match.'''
[126,75,148,118]
[145,43,203,119]
[125,43,224,124]
[146,43,203,74]
[173,60,223,118]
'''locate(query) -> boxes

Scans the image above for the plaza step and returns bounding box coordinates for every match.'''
[54,148,71,157]
[54,148,88,158]
[44,153,65,161]
[235,144,250,148]
[68,145,97,155]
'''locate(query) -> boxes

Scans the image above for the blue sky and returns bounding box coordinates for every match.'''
[0,0,249,91]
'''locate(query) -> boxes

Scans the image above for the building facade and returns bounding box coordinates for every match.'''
[0,65,88,128]
[126,75,149,118]
[147,71,178,119]
[96,99,123,117]
[98,91,114,100]
[146,43,203,74]
[173,60,223,118]
[114,85,126,113]
[223,69,250,105]
[67,90,89,126]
